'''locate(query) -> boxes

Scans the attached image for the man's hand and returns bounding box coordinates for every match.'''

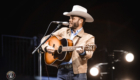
[45,46,55,53]
[76,48,84,54]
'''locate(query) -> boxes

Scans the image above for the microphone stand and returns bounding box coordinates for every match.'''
[32,24,61,80]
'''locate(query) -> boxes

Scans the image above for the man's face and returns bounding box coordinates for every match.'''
[69,16,81,29]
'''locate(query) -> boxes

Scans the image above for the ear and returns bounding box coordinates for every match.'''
[79,19,83,24]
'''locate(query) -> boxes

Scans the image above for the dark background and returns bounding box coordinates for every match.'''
[0,0,139,80]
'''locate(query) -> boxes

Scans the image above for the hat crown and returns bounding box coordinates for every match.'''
[63,5,94,22]
[72,5,87,13]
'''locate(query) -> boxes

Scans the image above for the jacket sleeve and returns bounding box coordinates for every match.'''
[40,35,49,52]
[81,36,96,59]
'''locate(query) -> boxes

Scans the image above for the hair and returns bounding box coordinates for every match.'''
[78,16,85,26]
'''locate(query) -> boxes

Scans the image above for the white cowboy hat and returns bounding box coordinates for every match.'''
[63,5,94,22]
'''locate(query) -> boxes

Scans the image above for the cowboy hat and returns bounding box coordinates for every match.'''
[63,5,94,22]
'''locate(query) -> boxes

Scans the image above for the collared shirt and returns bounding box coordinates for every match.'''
[70,28,83,40]
[60,27,86,65]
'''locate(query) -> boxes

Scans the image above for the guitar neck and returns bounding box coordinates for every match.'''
[62,46,95,51]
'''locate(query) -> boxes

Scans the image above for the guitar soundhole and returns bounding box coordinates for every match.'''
[58,38,68,60]
[58,46,62,54]
[61,38,67,46]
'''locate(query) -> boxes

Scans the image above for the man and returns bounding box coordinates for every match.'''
[41,5,96,80]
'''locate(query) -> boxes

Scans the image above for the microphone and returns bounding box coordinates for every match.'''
[52,21,69,26]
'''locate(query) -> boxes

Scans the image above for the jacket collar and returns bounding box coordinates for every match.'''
[67,27,85,38]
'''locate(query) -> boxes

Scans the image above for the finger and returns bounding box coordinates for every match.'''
[77,48,84,52]
[76,48,84,54]
[48,49,55,52]
[76,48,82,50]
[47,46,55,50]
[48,50,54,53]
[47,46,54,49]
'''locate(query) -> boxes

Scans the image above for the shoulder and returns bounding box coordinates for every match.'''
[83,32,95,39]
[54,27,69,33]
[83,32,95,44]
[59,27,69,31]
[52,27,69,36]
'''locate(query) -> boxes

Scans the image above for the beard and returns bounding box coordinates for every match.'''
[70,19,80,30]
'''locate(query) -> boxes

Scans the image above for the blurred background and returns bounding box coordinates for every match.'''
[0,0,139,80]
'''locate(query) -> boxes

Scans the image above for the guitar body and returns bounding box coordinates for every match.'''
[44,36,73,67]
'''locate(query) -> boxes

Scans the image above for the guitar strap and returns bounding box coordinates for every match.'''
[74,36,81,46]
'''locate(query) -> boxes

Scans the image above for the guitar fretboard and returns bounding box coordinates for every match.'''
[62,45,95,51]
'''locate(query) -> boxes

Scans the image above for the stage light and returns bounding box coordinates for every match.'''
[90,67,99,76]
[125,53,134,62]
[90,63,108,77]
[113,50,134,62]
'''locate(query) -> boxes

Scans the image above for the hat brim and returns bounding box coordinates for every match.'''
[63,11,94,22]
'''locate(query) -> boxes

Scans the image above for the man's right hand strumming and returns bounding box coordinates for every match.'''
[45,46,55,53]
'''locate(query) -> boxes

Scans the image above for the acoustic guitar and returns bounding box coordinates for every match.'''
[44,35,96,67]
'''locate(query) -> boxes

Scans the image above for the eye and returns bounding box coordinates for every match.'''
[71,17,74,20]
[72,17,75,20]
